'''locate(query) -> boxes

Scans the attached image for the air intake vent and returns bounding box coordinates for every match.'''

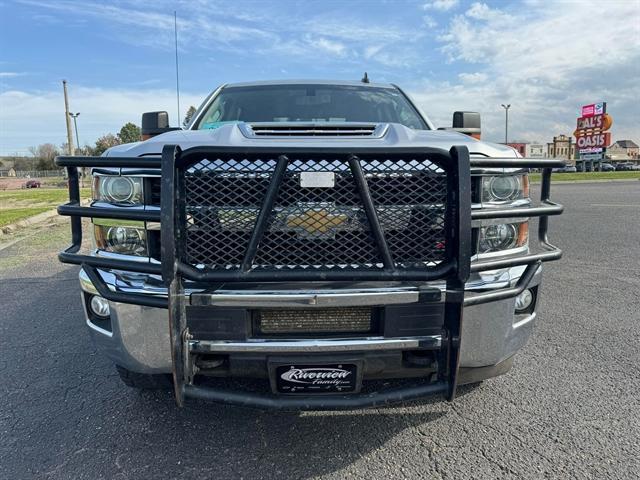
[243,123,386,138]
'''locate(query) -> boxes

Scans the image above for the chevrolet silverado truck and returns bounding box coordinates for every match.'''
[55,80,564,409]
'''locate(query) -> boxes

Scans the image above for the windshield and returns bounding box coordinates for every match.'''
[194,84,428,130]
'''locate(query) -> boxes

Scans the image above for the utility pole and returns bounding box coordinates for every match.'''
[501,104,511,144]
[69,113,81,152]
[174,11,181,125]
[63,80,75,156]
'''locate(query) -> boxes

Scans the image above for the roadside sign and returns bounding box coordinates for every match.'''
[581,153,603,161]
[575,102,611,154]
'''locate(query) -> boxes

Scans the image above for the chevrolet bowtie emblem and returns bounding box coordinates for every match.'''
[286,209,349,235]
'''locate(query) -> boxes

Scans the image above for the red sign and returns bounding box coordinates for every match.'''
[581,102,606,118]
[577,114,605,130]
[582,104,595,117]
[576,132,611,150]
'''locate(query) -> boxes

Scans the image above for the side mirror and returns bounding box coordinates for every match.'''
[452,111,481,139]
[141,111,180,140]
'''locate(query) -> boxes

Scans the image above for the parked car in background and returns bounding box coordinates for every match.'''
[631,164,640,170]
[615,162,634,171]
[23,180,41,188]
[600,163,615,172]
[553,166,577,173]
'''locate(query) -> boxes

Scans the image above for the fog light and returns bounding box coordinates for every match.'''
[515,289,534,313]
[90,295,110,318]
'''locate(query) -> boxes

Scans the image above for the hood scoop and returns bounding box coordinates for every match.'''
[240,122,388,138]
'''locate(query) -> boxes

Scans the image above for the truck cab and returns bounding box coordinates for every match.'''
[56,80,564,409]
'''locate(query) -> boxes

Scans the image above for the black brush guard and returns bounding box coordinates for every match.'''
[56,145,564,409]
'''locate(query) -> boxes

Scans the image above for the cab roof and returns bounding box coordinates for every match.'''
[223,79,397,89]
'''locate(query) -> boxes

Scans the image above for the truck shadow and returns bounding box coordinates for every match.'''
[113,384,481,479]
[130,389,451,479]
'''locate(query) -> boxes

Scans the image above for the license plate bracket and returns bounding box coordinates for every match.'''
[269,361,362,395]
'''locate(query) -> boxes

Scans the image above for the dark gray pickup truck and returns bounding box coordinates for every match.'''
[56,80,564,409]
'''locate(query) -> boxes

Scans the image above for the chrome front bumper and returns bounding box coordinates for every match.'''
[80,266,541,377]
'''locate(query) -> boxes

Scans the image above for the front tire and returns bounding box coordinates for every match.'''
[116,365,173,390]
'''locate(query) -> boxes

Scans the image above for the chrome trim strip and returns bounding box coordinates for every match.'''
[512,312,536,329]
[189,335,441,353]
[86,318,113,337]
[190,290,420,307]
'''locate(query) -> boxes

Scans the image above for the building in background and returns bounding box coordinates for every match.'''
[506,142,527,156]
[526,143,547,158]
[607,140,639,161]
[547,135,576,164]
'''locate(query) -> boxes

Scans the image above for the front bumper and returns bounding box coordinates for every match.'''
[81,266,540,381]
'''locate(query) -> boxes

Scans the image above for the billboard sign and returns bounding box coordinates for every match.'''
[575,102,611,154]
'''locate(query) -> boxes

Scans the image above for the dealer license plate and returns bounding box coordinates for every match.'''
[273,363,360,394]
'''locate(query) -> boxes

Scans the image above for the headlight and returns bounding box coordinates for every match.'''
[482,175,528,203]
[93,175,143,204]
[478,222,528,254]
[94,222,147,256]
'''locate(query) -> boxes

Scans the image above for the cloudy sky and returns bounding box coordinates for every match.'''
[1,0,639,155]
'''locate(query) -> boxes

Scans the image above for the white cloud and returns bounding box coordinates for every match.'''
[314,37,348,57]
[412,0,640,144]
[423,0,459,12]
[0,87,206,155]
[423,15,438,28]
[0,72,26,78]
[458,72,488,83]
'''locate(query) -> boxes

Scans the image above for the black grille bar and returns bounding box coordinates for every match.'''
[165,146,456,283]
[241,155,289,271]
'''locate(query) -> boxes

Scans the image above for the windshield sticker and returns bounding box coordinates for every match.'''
[201,121,241,130]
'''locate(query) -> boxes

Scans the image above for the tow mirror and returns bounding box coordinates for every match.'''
[452,111,481,139]
[141,111,180,140]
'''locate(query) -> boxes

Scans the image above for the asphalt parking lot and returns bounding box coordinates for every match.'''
[1,181,639,479]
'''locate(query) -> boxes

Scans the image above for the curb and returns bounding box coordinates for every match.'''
[0,209,59,236]
[530,178,640,185]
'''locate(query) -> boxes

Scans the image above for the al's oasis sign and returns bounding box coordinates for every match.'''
[574,102,613,153]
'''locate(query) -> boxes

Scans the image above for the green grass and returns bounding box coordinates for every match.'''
[0,207,52,227]
[0,187,90,228]
[0,188,90,206]
[529,171,640,182]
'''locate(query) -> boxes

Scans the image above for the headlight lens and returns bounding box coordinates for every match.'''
[93,176,143,204]
[94,224,147,256]
[482,175,528,203]
[478,222,528,254]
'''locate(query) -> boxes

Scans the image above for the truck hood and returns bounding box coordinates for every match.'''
[105,123,517,158]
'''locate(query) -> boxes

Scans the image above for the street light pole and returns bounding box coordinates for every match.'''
[69,112,83,186]
[501,104,511,144]
[69,112,81,152]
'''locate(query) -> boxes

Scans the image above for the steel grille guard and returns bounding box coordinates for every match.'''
[55,146,564,407]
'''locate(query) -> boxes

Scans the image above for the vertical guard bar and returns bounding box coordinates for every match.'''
[161,145,181,286]
[240,155,289,271]
[160,144,188,406]
[347,155,395,269]
[66,165,83,253]
[445,146,472,400]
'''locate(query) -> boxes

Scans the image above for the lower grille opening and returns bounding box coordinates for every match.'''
[256,307,373,335]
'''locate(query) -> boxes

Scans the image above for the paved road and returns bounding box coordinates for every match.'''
[1,182,639,479]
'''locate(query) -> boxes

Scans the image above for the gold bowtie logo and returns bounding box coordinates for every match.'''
[287,209,348,234]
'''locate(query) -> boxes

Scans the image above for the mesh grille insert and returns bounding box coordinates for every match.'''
[258,307,372,334]
[182,154,448,272]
